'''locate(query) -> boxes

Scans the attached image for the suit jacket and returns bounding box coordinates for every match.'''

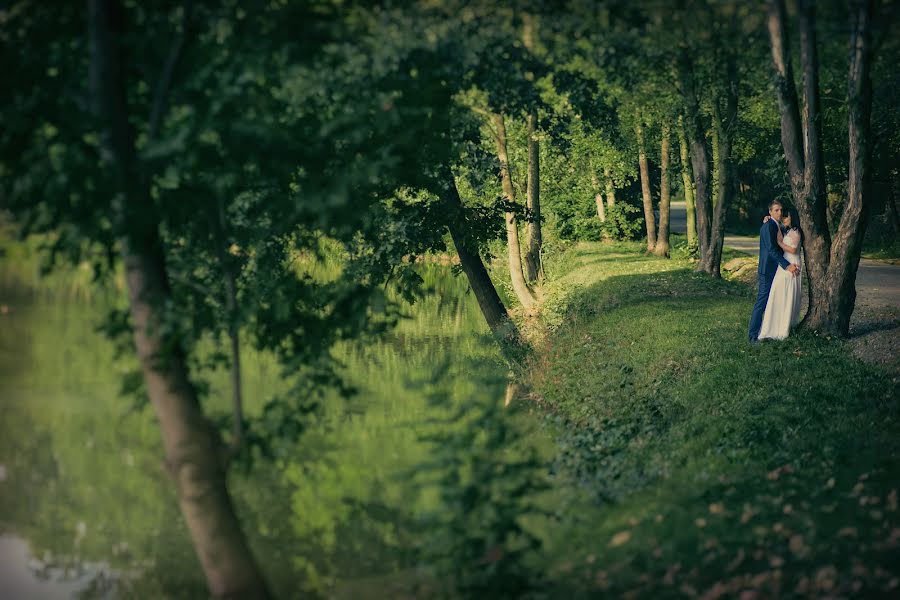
[757,218,790,276]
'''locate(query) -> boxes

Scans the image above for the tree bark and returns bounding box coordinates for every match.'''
[89,2,270,597]
[441,176,519,341]
[603,165,616,208]
[591,170,607,222]
[524,112,542,283]
[677,116,698,246]
[680,54,713,266]
[654,125,671,256]
[703,77,738,277]
[817,0,875,334]
[635,113,656,252]
[767,0,873,336]
[492,112,536,309]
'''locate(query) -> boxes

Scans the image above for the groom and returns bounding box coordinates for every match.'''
[748,199,800,343]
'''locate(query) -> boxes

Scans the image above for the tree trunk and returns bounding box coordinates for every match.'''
[809,0,874,334]
[604,165,616,208]
[654,125,671,256]
[591,170,607,222]
[635,113,656,252]
[492,112,536,309]
[89,2,270,597]
[710,123,720,210]
[442,176,519,341]
[678,45,712,267]
[524,112,542,283]
[677,116,698,246]
[704,78,738,277]
[767,0,872,336]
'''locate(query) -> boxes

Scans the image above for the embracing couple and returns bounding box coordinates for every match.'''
[748,199,803,343]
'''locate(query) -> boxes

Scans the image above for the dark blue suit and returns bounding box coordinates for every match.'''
[747,219,790,342]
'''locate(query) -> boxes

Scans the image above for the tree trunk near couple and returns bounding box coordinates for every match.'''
[88,1,271,597]
[767,0,875,336]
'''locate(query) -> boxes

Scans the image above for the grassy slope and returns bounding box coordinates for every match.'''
[528,241,900,598]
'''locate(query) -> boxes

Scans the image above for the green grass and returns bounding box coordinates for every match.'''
[527,241,900,598]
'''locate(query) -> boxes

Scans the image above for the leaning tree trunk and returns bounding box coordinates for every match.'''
[635,114,656,253]
[441,175,520,341]
[524,112,542,283]
[767,0,872,336]
[492,112,536,309]
[88,2,270,597]
[654,124,671,256]
[677,116,698,246]
[604,165,617,208]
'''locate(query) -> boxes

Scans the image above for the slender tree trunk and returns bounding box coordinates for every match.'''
[591,170,607,222]
[677,116,698,246]
[654,125,671,256]
[767,0,872,336]
[678,44,712,267]
[710,122,720,210]
[524,112,542,283]
[635,113,656,252]
[704,75,738,277]
[89,2,270,597]
[442,175,519,341]
[492,112,536,309]
[604,165,616,208]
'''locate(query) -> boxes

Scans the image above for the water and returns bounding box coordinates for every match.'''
[0,264,515,598]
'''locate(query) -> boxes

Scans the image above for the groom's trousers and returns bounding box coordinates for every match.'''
[748,271,776,342]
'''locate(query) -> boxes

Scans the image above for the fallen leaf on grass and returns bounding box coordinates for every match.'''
[609,531,631,547]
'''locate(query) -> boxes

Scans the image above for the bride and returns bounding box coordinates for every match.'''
[758,209,803,341]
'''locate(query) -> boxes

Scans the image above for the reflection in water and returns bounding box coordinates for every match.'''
[0,265,511,597]
[0,534,116,599]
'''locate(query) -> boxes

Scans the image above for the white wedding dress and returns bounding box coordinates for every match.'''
[758,229,802,341]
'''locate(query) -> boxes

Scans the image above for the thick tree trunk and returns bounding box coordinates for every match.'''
[89,2,270,597]
[524,112,542,283]
[604,165,616,208]
[677,117,698,246]
[808,0,874,334]
[767,0,872,336]
[654,125,671,256]
[492,112,536,309]
[442,176,519,341]
[767,0,830,318]
[635,114,656,252]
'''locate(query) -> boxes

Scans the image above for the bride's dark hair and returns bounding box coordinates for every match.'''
[786,208,802,242]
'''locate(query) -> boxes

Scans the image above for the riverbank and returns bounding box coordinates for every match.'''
[525,240,900,597]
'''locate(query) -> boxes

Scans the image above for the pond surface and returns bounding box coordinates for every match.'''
[0,264,520,598]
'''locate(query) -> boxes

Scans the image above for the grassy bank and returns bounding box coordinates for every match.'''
[528,241,900,598]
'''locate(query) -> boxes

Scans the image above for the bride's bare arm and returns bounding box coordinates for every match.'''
[777,230,799,254]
